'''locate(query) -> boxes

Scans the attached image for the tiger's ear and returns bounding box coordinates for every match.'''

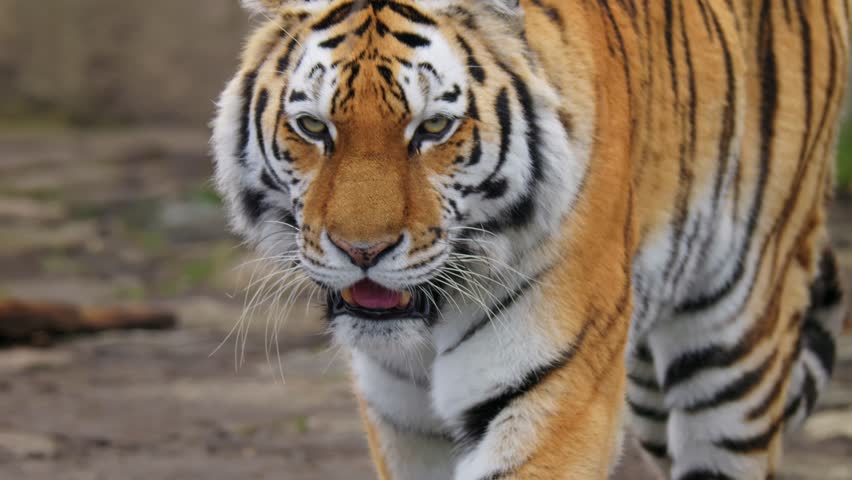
[241,0,332,14]
[241,0,280,13]
[480,0,522,15]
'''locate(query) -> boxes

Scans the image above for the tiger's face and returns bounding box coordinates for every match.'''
[213,0,585,351]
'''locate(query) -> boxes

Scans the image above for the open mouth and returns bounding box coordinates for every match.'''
[328,279,432,321]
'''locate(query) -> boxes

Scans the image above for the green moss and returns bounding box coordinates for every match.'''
[837,119,852,191]
[157,246,237,297]
[837,130,852,192]
[182,259,217,285]
[0,113,73,133]
[68,204,105,220]
[189,184,223,207]
[291,415,310,434]
[113,285,146,302]
[138,231,168,255]
[39,255,83,275]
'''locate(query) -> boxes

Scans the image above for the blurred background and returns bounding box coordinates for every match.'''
[0,1,850,479]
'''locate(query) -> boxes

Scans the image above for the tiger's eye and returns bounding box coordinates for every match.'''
[421,116,451,135]
[298,116,328,135]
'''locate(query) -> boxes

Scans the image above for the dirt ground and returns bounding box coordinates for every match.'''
[1,128,851,480]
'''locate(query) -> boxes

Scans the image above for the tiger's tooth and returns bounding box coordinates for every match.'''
[399,291,412,308]
[341,288,354,305]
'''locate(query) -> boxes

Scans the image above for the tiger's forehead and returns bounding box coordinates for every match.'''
[285,0,468,123]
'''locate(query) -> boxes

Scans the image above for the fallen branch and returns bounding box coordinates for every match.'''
[0,299,177,346]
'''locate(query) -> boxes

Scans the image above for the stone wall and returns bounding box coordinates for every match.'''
[0,0,252,125]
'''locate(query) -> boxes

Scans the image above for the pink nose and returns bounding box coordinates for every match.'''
[329,235,394,268]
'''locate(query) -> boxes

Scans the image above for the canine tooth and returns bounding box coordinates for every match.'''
[399,291,412,308]
[341,288,354,305]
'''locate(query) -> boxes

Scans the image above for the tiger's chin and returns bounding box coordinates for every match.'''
[325,279,437,352]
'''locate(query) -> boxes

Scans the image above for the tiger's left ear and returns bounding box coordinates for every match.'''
[241,0,333,14]
[241,0,283,14]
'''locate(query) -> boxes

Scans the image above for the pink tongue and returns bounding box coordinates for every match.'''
[351,280,401,310]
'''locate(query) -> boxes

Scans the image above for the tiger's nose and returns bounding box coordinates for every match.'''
[329,234,396,269]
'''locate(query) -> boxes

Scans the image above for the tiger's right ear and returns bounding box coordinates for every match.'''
[481,0,522,15]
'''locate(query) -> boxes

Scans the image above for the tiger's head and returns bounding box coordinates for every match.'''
[213,0,590,351]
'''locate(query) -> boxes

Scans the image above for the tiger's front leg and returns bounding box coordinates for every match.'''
[427,261,633,480]
[351,350,457,480]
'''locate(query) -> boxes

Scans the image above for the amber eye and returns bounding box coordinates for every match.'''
[420,116,451,136]
[297,116,329,137]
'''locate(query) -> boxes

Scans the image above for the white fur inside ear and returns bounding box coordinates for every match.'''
[476,0,522,15]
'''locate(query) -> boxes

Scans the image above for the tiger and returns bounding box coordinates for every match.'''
[211,0,849,478]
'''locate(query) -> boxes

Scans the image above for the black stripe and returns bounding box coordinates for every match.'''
[708,7,736,219]
[746,367,787,420]
[241,189,266,223]
[260,170,284,193]
[312,1,361,30]
[663,340,749,390]
[276,38,298,75]
[639,440,668,459]
[783,0,793,23]
[466,126,482,167]
[319,33,348,49]
[308,63,326,79]
[438,84,462,103]
[237,71,259,166]
[664,2,698,290]
[684,352,776,412]
[810,250,844,309]
[392,31,431,48]
[353,17,372,36]
[280,210,297,229]
[627,399,669,421]
[377,65,395,86]
[636,343,654,362]
[271,85,287,162]
[478,471,511,480]
[475,88,511,194]
[254,88,290,191]
[677,470,734,480]
[627,372,660,390]
[467,90,480,120]
[794,0,814,171]
[254,89,270,158]
[530,0,563,26]
[475,63,544,233]
[783,392,803,420]
[676,0,777,313]
[802,315,837,376]
[456,35,486,83]
[598,0,634,104]
[715,419,781,453]
[804,0,839,163]
[455,327,589,450]
[801,368,819,414]
[288,90,308,103]
[387,2,436,25]
[664,0,679,103]
[481,178,508,199]
[696,0,714,36]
